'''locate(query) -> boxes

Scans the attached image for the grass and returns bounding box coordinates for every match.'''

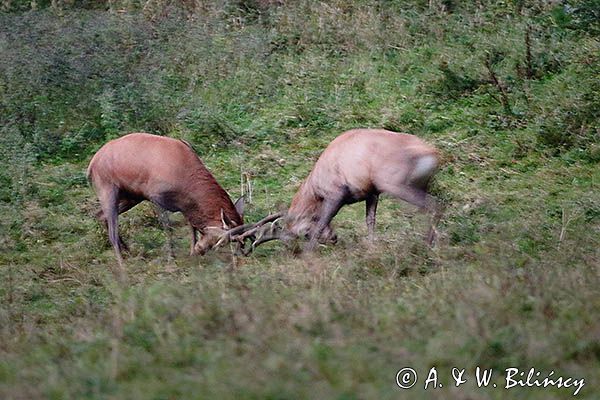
[1,1,599,399]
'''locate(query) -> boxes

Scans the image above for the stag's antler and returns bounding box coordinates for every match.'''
[228,217,285,256]
[246,219,284,254]
[213,211,285,249]
[234,215,284,242]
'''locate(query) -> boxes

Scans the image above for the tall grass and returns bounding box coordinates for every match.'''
[0,1,599,399]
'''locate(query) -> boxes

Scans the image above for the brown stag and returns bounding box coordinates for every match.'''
[87,132,245,264]
[234,129,442,252]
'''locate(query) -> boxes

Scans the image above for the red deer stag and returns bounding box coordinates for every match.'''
[87,133,244,264]
[233,129,441,252]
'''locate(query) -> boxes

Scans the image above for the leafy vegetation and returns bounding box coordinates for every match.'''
[1,1,598,399]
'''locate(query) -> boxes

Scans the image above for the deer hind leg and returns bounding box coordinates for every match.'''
[96,197,141,251]
[365,193,379,242]
[377,182,440,245]
[306,197,344,251]
[96,187,124,265]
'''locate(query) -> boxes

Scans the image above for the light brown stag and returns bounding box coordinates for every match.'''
[233,129,442,252]
[87,132,245,264]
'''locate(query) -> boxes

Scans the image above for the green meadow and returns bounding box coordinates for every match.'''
[0,1,598,398]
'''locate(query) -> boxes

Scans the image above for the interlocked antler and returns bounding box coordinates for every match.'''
[241,216,285,255]
[213,211,285,249]
[232,214,284,242]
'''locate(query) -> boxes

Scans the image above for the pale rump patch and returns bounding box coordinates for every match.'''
[410,154,438,182]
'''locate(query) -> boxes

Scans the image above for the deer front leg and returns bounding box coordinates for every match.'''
[306,198,344,251]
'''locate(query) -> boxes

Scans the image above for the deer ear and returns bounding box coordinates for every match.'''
[234,196,245,219]
[221,208,234,230]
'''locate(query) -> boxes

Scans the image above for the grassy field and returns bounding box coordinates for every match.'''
[1,1,599,399]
